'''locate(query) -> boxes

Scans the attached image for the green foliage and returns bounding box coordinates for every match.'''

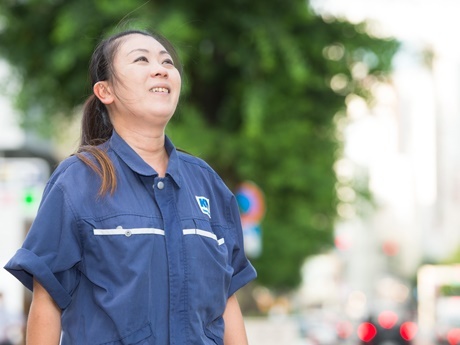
[441,248,460,266]
[439,284,460,297]
[0,0,399,290]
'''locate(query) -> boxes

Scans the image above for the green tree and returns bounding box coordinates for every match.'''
[0,0,399,290]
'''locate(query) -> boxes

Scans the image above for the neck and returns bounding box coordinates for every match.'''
[115,124,169,177]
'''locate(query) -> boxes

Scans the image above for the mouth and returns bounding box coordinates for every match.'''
[149,87,170,94]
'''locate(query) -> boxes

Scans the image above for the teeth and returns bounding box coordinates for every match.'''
[150,87,169,93]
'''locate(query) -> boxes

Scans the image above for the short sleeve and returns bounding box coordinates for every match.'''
[226,194,257,297]
[4,181,82,309]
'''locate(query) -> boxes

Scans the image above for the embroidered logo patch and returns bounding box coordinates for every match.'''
[195,196,211,218]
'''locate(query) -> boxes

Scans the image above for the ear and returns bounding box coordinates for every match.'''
[93,81,114,105]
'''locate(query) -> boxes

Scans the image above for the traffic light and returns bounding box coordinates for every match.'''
[357,322,377,342]
[23,188,36,205]
[21,186,42,217]
[0,158,49,217]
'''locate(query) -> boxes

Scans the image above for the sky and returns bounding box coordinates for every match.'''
[310,0,460,56]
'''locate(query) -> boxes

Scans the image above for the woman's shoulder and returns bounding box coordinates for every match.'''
[176,151,235,196]
[48,153,95,185]
[177,151,221,178]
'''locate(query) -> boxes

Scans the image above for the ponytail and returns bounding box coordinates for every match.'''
[76,95,117,196]
[80,94,113,146]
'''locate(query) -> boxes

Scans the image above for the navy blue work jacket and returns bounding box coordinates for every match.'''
[4,131,256,345]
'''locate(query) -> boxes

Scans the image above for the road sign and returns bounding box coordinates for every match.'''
[236,181,265,258]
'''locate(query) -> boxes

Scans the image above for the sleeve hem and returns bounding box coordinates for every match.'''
[4,248,72,309]
[228,263,257,297]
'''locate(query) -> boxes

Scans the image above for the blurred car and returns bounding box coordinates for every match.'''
[298,308,350,345]
[435,297,460,345]
[436,325,460,345]
[357,310,417,345]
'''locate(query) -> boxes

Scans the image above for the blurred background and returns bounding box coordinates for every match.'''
[1,0,460,344]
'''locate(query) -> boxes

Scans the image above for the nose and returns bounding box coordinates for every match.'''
[151,62,168,78]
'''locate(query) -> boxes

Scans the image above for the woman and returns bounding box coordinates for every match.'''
[4,29,256,345]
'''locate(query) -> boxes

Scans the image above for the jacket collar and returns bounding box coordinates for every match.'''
[108,130,182,188]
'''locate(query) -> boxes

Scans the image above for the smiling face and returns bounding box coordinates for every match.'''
[95,33,182,131]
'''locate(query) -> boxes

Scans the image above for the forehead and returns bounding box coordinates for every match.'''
[116,34,168,57]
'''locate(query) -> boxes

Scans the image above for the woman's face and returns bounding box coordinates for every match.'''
[107,33,182,128]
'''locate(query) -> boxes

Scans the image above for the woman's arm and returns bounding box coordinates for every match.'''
[26,278,62,345]
[223,294,249,345]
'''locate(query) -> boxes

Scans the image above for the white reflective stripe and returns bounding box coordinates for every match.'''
[183,229,196,236]
[182,228,225,245]
[93,228,165,236]
[196,229,217,241]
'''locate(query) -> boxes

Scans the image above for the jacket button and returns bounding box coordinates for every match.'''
[157,181,164,189]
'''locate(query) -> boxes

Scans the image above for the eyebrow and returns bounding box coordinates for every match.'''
[127,48,171,56]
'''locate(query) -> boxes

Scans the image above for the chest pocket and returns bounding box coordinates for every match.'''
[93,227,165,237]
[80,215,165,344]
[182,228,225,246]
[83,215,166,281]
[182,217,228,261]
[182,217,232,334]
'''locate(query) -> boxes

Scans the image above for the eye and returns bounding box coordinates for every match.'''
[162,58,174,66]
[134,56,149,63]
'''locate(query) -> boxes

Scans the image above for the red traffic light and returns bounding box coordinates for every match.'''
[400,321,417,341]
[358,322,377,342]
[447,328,460,345]
[378,310,398,329]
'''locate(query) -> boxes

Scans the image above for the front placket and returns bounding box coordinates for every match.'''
[153,176,188,344]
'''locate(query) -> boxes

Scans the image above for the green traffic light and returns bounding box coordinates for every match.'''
[23,189,37,206]
[24,193,34,204]
[21,187,42,217]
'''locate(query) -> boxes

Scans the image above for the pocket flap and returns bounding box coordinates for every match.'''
[99,323,153,345]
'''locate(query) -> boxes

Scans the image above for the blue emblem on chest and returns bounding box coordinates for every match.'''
[195,196,211,218]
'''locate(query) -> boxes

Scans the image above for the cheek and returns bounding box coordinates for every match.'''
[174,78,182,100]
[176,78,182,98]
[170,67,180,84]
[175,74,182,90]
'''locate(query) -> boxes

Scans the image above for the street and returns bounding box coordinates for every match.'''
[245,316,305,345]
